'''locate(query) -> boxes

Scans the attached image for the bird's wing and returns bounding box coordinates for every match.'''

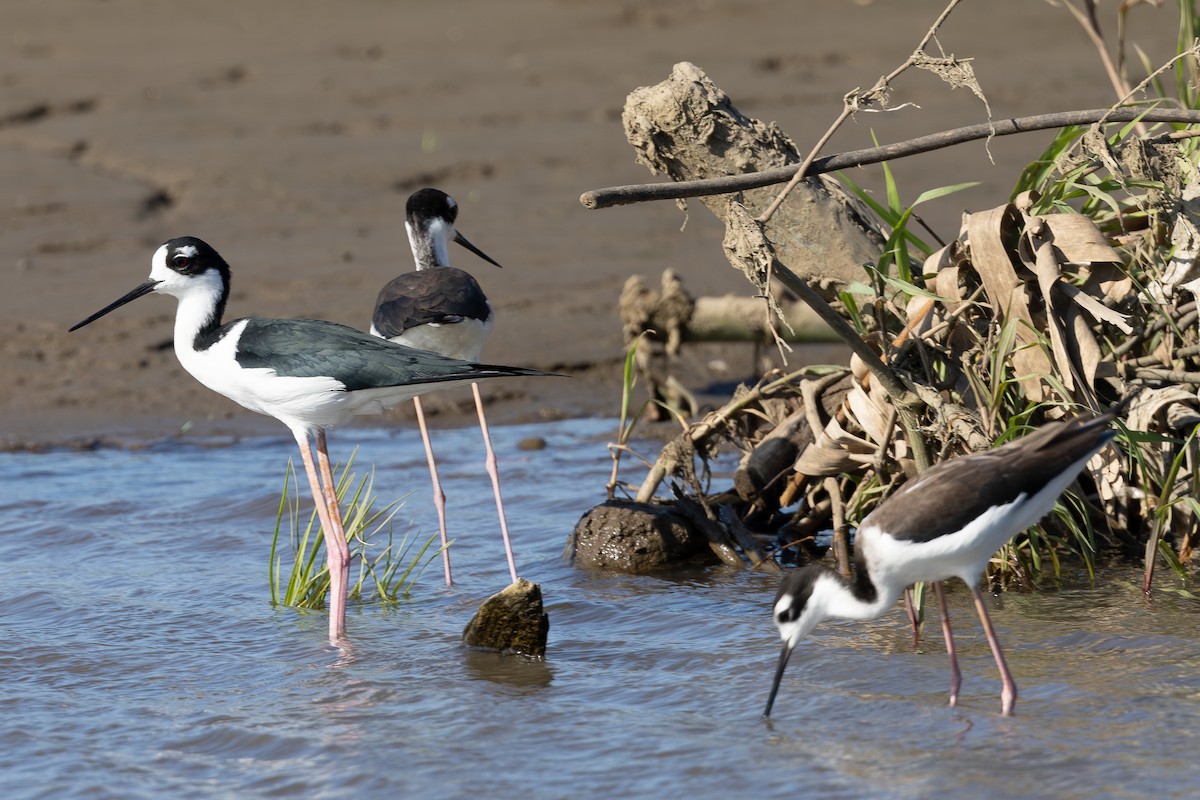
[371,269,490,338]
[869,415,1116,543]
[233,317,536,391]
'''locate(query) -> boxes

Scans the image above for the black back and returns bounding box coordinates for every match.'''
[867,414,1117,543]
[371,268,490,338]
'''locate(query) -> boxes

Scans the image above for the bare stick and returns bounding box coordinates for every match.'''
[635,367,818,502]
[580,108,1200,211]
[1057,0,1142,136]
[757,0,967,224]
[824,476,851,577]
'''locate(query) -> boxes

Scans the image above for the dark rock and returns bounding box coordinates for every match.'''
[565,499,720,573]
[462,578,549,657]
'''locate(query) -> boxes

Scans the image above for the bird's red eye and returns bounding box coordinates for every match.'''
[172,255,191,269]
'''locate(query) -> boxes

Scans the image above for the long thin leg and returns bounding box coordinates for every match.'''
[904,586,921,645]
[472,382,518,584]
[413,396,452,587]
[933,581,962,707]
[970,584,1017,716]
[293,430,347,642]
[316,430,351,642]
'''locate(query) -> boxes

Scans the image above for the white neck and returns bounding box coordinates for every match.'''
[170,271,225,354]
[406,219,453,270]
[812,569,900,622]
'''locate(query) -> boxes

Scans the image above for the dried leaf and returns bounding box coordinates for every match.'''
[1057,280,1134,334]
[929,240,966,308]
[793,414,876,477]
[1128,386,1200,432]
[1031,238,1078,393]
[1088,446,1128,532]
[846,382,890,444]
[1040,214,1122,264]
[964,203,1053,401]
[1151,176,1200,302]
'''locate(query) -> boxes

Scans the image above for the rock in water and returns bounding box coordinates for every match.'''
[565,499,721,573]
[462,578,549,657]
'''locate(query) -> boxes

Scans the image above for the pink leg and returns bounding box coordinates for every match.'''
[904,586,921,645]
[472,382,518,584]
[933,581,962,708]
[970,584,1018,716]
[314,431,350,642]
[413,396,452,587]
[293,430,348,642]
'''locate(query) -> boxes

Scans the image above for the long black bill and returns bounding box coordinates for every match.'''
[762,640,795,718]
[68,280,161,332]
[453,230,502,268]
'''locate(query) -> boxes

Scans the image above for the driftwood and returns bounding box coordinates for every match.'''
[573,5,1200,583]
[584,108,1200,211]
[620,271,838,347]
[619,268,839,418]
[622,61,885,290]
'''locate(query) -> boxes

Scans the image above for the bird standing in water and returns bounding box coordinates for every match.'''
[370,188,519,587]
[764,410,1121,717]
[69,236,551,642]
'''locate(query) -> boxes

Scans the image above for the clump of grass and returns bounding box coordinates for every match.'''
[268,450,440,610]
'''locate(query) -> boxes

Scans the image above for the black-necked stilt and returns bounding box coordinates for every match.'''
[763,410,1121,718]
[68,236,552,642]
[370,188,516,587]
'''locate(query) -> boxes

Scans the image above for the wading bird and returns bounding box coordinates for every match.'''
[69,236,552,642]
[370,188,517,586]
[764,410,1120,717]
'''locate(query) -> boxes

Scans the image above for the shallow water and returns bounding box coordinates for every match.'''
[2,418,1199,799]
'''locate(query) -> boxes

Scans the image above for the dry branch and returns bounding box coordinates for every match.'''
[621,61,885,288]
[581,109,1200,211]
[619,271,839,347]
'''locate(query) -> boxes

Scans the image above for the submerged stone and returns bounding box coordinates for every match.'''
[462,578,549,657]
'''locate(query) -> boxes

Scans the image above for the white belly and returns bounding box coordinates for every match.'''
[377,317,493,362]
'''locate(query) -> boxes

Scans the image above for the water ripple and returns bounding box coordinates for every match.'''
[2,420,1199,799]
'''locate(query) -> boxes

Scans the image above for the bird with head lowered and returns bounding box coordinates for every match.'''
[763,409,1122,718]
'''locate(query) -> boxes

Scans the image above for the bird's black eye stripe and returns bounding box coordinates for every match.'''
[777,604,800,624]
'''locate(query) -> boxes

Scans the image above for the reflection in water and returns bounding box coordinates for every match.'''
[462,649,554,689]
[1,419,1199,799]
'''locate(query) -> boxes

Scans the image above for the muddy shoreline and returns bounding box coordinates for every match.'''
[1,1,1178,449]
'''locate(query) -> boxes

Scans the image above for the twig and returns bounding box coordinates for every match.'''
[579,109,1200,210]
[1058,0,1141,130]
[825,476,851,577]
[1098,38,1200,131]
[1123,342,1200,368]
[1126,368,1200,385]
[1112,301,1196,356]
[635,366,825,502]
[1146,129,1200,144]
[757,0,967,225]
